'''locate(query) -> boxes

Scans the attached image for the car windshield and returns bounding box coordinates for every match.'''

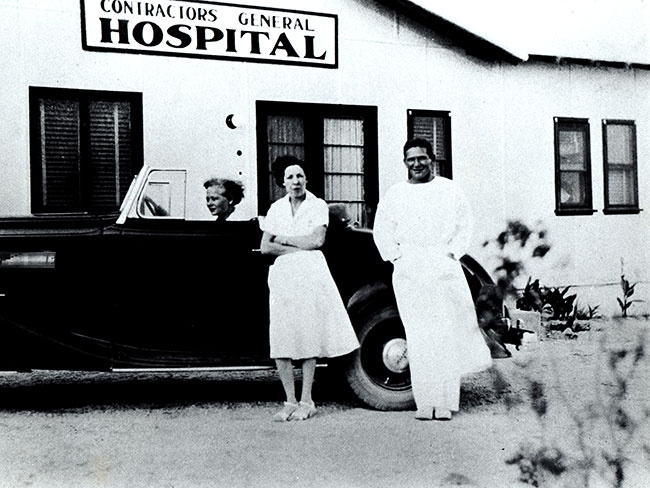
[117,167,187,223]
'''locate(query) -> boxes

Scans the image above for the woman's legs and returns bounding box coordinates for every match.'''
[273,358,299,421]
[288,358,317,421]
[275,358,297,404]
[274,358,318,421]
[299,358,316,404]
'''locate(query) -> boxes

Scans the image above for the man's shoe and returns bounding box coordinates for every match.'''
[415,406,433,420]
[434,408,452,420]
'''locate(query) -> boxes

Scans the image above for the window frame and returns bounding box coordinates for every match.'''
[29,86,143,215]
[602,119,640,215]
[407,109,452,179]
[255,101,378,224]
[553,117,596,216]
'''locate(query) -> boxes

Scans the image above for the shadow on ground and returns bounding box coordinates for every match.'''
[0,368,360,412]
[0,365,519,414]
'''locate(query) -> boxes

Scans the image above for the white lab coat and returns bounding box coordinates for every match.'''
[373,177,492,411]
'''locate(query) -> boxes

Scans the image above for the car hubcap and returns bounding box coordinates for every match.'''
[382,338,408,373]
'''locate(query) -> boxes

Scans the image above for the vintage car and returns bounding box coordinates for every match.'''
[0,166,519,410]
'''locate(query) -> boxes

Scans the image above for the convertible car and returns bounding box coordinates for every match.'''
[0,166,520,410]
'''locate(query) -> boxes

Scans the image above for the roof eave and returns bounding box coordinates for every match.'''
[376,0,527,64]
[529,54,650,71]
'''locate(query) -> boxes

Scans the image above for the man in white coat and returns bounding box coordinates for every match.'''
[373,138,492,420]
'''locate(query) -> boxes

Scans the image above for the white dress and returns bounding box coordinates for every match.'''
[261,191,360,360]
[373,177,492,411]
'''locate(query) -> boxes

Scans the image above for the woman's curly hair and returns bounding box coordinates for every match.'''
[203,177,245,206]
[271,155,310,187]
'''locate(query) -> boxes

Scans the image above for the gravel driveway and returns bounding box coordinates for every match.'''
[1,318,649,488]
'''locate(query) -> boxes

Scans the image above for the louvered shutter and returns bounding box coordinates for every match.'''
[38,98,82,211]
[88,100,133,209]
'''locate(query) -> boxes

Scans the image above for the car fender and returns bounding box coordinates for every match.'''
[346,281,396,325]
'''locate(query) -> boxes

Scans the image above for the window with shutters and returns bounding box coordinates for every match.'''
[554,118,595,215]
[407,110,452,178]
[29,87,143,214]
[256,101,378,227]
[602,120,640,214]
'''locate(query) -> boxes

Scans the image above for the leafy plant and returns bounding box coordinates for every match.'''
[617,274,643,318]
[516,278,577,321]
[516,278,544,312]
[575,304,601,321]
[542,286,576,320]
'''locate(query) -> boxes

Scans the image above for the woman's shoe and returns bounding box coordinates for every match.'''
[434,408,452,420]
[288,401,317,421]
[273,402,299,422]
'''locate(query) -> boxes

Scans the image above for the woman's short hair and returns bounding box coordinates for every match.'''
[403,137,436,161]
[271,155,309,187]
[203,177,245,206]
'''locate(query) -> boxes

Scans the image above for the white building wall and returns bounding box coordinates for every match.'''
[1,0,648,315]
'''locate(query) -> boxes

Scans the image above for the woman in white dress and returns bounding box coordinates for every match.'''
[373,138,492,420]
[260,156,360,421]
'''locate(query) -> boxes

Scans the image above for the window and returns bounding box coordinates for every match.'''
[407,110,452,178]
[256,102,378,227]
[554,118,594,215]
[30,87,143,214]
[602,120,639,214]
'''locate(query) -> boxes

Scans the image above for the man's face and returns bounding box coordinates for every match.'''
[404,146,435,183]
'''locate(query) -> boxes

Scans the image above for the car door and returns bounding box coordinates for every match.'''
[95,166,273,368]
[100,218,272,368]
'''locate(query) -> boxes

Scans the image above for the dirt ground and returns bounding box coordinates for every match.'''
[0,317,648,488]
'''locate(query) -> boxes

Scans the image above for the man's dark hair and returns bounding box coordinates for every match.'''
[403,138,436,161]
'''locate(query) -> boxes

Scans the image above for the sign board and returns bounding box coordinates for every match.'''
[80,0,338,68]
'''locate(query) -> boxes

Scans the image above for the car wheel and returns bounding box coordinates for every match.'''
[344,303,414,410]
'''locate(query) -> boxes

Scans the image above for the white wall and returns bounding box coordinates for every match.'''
[1,0,648,315]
